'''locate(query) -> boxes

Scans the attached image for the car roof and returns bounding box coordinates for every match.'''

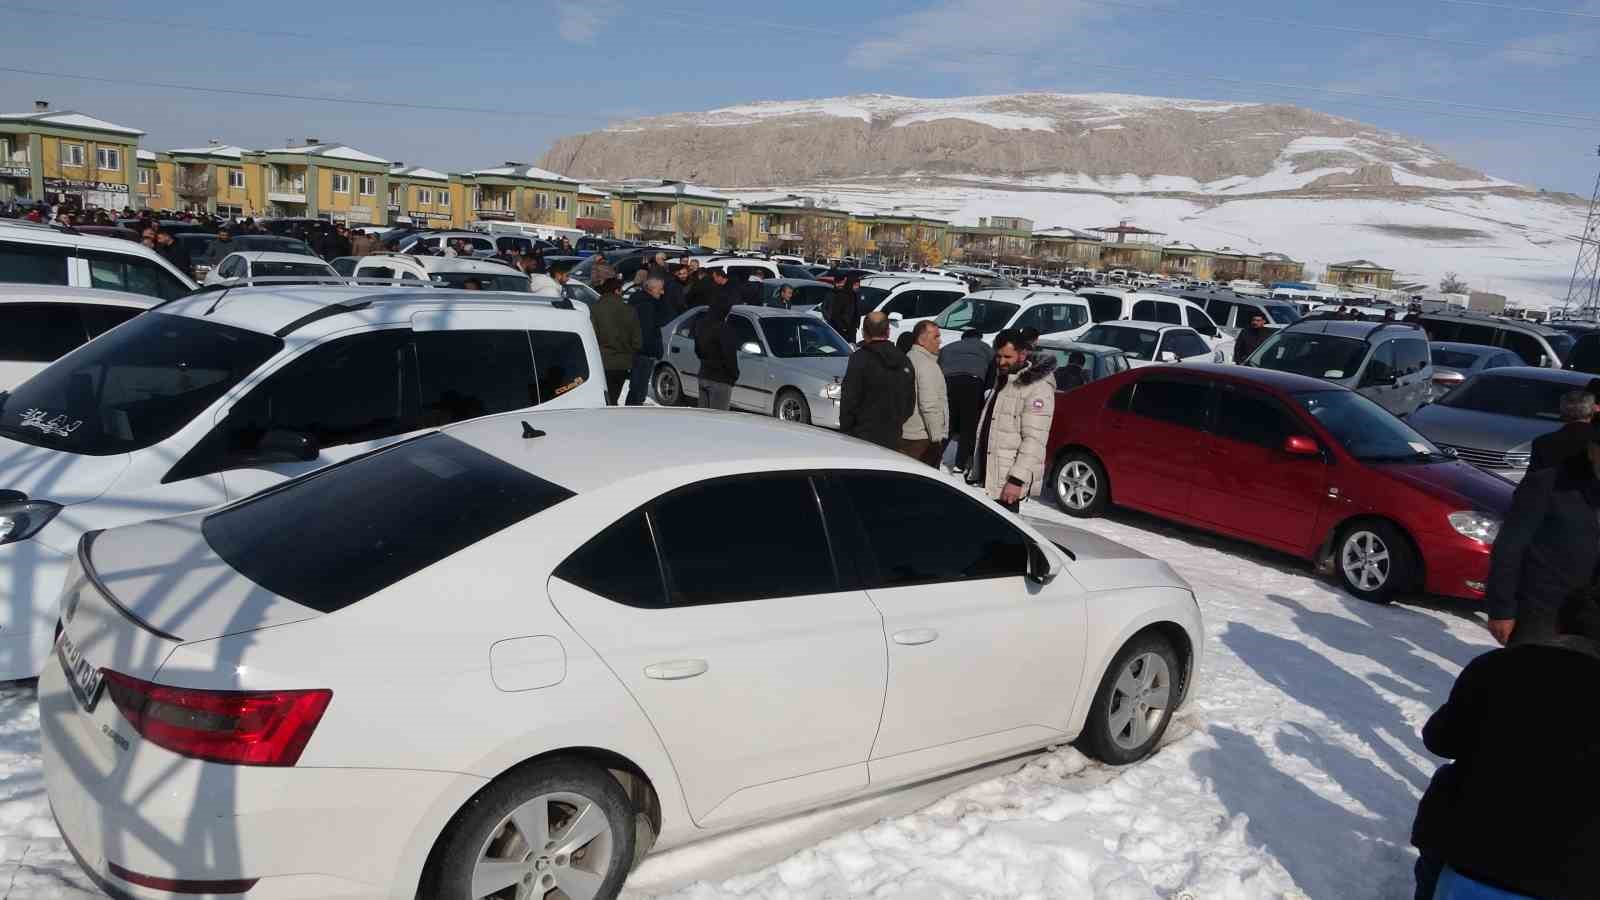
[1284,318,1423,338]
[438,407,927,493]
[1088,320,1184,334]
[229,251,334,265]
[860,277,967,291]
[1429,341,1502,354]
[968,288,1087,305]
[153,285,573,336]
[1159,363,1349,393]
[1421,309,1564,337]
[1034,339,1124,356]
[728,304,824,319]
[357,254,511,274]
[0,219,196,285]
[0,284,160,308]
[1474,366,1596,385]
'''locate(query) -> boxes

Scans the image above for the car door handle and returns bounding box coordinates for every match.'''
[892,628,939,646]
[643,659,708,680]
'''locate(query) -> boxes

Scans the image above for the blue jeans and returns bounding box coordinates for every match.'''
[626,355,656,406]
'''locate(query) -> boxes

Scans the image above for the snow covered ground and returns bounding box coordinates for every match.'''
[0,490,1496,899]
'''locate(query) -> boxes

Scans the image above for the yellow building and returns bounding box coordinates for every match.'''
[387,164,453,227]
[0,101,142,211]
[1159,242,1215,280]
[854,212,949,267]
[608,180,729,248]
[1031,227,1103,270]
[1325,259,1395,290]
[736,197,849,258]
[134,149,173,211]
[453,164,580,229]
[946,216,1034,264]
[161,143,255,216]
[576,185,613,236]
[242,140,389,223]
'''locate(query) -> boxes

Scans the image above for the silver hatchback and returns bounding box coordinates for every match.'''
[1248,318,1434,417]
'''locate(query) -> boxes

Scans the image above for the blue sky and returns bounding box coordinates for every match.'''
[1,0,1596,193]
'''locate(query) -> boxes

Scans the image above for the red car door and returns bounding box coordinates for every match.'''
[1100,375,1211,517]
[1190,383,1329,554]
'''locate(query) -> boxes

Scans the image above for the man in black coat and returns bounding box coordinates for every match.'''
[1232,312,1271,364]
[1485,425,1600,645]
[625,276,672,406]
[824,275,862,344]
[839,311,915,450]
[1411,585,1600,900]
[1530,389,1595,471]
[693,278,741,411]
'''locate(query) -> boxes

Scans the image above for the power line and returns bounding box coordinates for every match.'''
[1438,0,1600,19]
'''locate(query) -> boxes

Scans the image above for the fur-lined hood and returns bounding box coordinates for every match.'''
[1009,348,1058,387]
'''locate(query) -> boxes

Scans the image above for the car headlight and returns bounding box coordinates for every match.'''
[0,501,61,546]
[820,381,842,401]
[1448,511,1500,544]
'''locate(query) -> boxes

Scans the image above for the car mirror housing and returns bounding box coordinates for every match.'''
[1282,434,1321,457]
[255,429,320,464]
[1159,350,1179,363]
[1026,541,1059,586]
[739,341,764,356]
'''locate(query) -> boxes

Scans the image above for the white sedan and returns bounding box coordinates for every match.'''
[43,408,1203,900]
[204,250,339,285]
[1079,321,1224,367]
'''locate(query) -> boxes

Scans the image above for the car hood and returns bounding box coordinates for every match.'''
[0,436,128,507]
[1406,405,1548,452]
[768,355,849,380]
[1027,520,1149,561]
[1371,459,1513,515]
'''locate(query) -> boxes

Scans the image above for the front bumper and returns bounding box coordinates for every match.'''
[813,397,842,430]
[1420,531,1493,601]
[41,658,463,899]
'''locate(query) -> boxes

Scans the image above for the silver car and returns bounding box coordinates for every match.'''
[1406,367,1597,482]
[1248,318,1434,416]
[654,304,851,427]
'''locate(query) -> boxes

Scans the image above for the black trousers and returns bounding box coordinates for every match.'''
[946,374,985,470]
[604,369,628,406]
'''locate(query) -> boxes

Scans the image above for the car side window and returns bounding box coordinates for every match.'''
[920,291,962,318]
[1361,341,1396,385]
[415,330,536,427]
[1159,330,1209,359]
[85,252,188,300]
[1214,386,1296,449]
[1562,338,1599,373]
[1502,331,1547,368]
[1126,377,1209,429]
[360,265,395,280]
[829,470,1027,587]
[1132,299,1182,325]
[1455,323,1496,346]
[651,473,837,606]
[1205,298,1237,327]
[674,309,704,338]
[553,510,668,609]
[1393,339,1430,376]
[730,315,761,352]
[1185,305,1218,337]
[80,304,140,338]
[0,302,87,362]
[1085,293,1122,323]
[0,240,70,285]
[528,330,590,402]
[882,291,920,317]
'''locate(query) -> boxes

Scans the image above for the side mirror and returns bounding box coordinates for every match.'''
[256,429,319,463]
[1159,350,1179,363]
[1282,434,1320,457]
[888,312,903,322]
[739,341,764,356]
[1026,541,1059,586]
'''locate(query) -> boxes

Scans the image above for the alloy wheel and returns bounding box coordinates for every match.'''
[1057,460,1098,511]
[654,368,681,406]
[1341,530,1390,593]
[471,791,614,900]
[1107,652,1171,751]
[777,394,808,422]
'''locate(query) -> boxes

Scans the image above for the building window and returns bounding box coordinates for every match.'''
[388,186,399,206]
[227,169,245,189]
[554,194,568,212]
[95,147,120,170]
[332,174,351,194]
[155,170,162,186]
[358,175,376,196]
[437,189,449,209]
[757,215,770,233]
[534,192,549,210]
[137,168,150,186]
[631,205,641,224]
[62,143,85,167]
[710,210,720,224]
[417,188,432,205]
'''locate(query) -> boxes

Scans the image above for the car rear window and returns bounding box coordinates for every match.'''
[203,433,573,612]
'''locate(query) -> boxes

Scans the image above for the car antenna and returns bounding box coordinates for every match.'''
[203,283,235,316]
[521,421,546,439]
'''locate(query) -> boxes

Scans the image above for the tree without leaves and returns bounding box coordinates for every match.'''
[1439,272,1469,293]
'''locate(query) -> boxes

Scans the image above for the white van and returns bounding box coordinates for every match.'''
[0,285,604,678]
[0,219,196,300]
[469,220,586,244]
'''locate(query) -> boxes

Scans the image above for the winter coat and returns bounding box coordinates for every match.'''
[527,272,562,298]
[684,273,715,311]
[939,334,992,381]
[628,292,670,358]
[589,290,641,373]
[1485,456,1600,626]
[974,350,1058,499]
[695,304,741,386]
[824,287,861,344]
[1411,638,1600,900]
[662,277,687,317]
[839,340,915,450]
[1530,422,1590,472]
[350,232,377,257]
[157,240,191,275]
[903,344,949,442]
[1233,326,1270,364]
[203,237,236,267]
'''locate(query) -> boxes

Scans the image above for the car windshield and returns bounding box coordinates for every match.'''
[1439,373,1576,420]
[1294,390,1447,463]
[1431,348,1485,370]
[936,298,1019,333]
[1251,331,1369,378]
[433,272,531,292]
[0,312,282,456]
[564,281,600,305]
[760,317,850,358]
[1081,325,1159,361]
[238,236,313,255]
[1264,305,1299,325]
[252,261,333,278]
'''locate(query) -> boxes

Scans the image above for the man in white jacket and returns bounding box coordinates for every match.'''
[519,254,563,297]
[899,321,950,467]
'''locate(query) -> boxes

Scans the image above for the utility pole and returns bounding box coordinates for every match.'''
[1559,145,1600,320]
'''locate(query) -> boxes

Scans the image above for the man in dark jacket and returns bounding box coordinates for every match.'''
[1412,585,1600,900]
[824,275,862,344]
[939,328,993,473]
[684,263,715,311]
[661,263,688,316]
[1485,426,1600,645]
[625,276,671,406]
[839,311,915,450]
[153,230,192,276]
[588,264,641,406]
[694,291,740,410]
[204,226,236,268]
[1232,312,1270,364]
[1530,390,1595,471]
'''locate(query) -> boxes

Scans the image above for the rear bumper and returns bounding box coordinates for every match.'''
[0,539,72,679]
[41,659,465,899]
[1420,532,1493,601]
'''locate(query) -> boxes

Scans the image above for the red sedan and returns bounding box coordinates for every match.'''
[1044,364,1512,602]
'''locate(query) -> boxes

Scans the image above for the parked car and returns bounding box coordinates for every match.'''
[761,277,833,311]
[853,276,969,335]
[204,251,340,286]
[0,285,155,388]
[655,305,850,425]
[0,219,195,300]
[353,254,532,291]
[1196,293,1301,336]
[908,289,1093,346]
[71,225,140,243]
[1036,338,1131,389]
[180,234,320,280]
[1078,322,1223,367]
[1044,365,1512,602]
[1428,341,1525,399]
[330,256,360,277]
[1414,309,1573,369]
[395,231,497,258]
[1247,319,1434,416]
[1565,331,1600,375]
[43,406,1203,899]
[1076,288,1231,356]
[1407,367,1598,482]
[0,285,601,680]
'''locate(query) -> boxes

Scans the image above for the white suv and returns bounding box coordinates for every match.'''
[0,219,196,300]
[916,289,1094,345]
[853,276,968,337]
[1077,287,1232,357]
[0,285,603,678]
[353,253,532,292]
[43,406,1203,899]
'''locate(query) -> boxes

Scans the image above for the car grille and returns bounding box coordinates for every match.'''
[1438,443,1529,469]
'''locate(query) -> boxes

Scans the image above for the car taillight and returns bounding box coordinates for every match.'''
[101,670,331,766]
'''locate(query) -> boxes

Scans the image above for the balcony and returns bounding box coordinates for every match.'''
[636,218,674,232]
[475,207,514,221]
[268,190,306,204]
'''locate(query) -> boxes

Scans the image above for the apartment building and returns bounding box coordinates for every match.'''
[453,164,579,228]
[387,164,453,226]
[0,101,142,210]
[609,180,729,248]
[242,140,389,223]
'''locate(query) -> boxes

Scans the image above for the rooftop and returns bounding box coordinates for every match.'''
[390,164,449,180]
[1330,259,1391,270]
[258,143,388,164]
[169,144,248,160]
[467,163,578,183]
[0,109,143,136]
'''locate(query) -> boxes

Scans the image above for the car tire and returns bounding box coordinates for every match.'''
[1077,632,1180,766]
[774,388,811,424]
[1335,520,1414,604]
[653,364,685,407]
[1050,450,1109,518]
[421,759,637,900]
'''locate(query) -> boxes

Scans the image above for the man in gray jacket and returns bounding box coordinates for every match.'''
[899,321,950,467]
[939,328,992,474]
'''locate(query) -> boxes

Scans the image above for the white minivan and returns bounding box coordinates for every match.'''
[0,284,604,679]
[0,285,157,389]
[0,219,196,299]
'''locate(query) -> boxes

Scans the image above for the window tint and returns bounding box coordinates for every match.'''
[1206,298,1237,327]
[882,290,920,317]
[651,474,836,606]
[0,241,69,286]
[730,315,761,351]
[1014,303,1088,334]
[554,510,667,608]
[79,304,140,339]
[1085,293,1122,323]
[84,252,189,300]
[1566,336,1600,374]
[673,309,704,338]
[1419,318,1458,341]
[1393,339,1430,375]
[1214,387,1295,448]
[1159,330,1210,359]
[204,433,573,613]
[918,291,963,318]
[1440,374,1579,421]
[1454,323,1497,346]
[529,330,590,402]
[0,303,86,362]
[727,266,768,284]
[1184,305,1218,337]
[1361,342,1396,386]
[831,471,1027,587]
[1132,299,1182,324]
[1501,331,1548,368]
[1127,377,1209,429]
[416,331,535,426]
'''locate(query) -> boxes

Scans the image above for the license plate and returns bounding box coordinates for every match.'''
[56,631,104,712]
